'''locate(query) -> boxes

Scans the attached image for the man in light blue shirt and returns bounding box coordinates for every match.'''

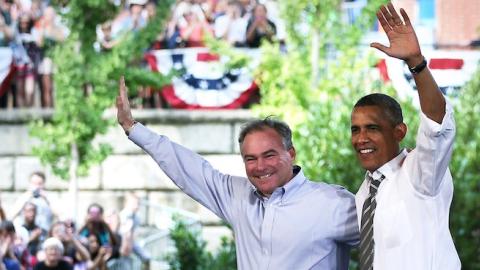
[116,77,359,269]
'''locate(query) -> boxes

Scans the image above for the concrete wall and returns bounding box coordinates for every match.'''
[0,108,254,249]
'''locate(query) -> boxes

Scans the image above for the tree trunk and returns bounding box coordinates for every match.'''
[69,142,79,223]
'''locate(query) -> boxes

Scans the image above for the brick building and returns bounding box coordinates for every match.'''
[392,0,480,48]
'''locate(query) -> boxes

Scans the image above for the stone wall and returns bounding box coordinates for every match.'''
[0,108,254,250]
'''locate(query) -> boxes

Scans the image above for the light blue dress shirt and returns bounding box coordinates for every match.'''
[130,123,359,270]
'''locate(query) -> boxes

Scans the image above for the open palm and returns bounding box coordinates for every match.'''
[371,3,421,63]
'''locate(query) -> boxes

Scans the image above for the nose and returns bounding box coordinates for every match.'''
[256,158,266,171]
[355,129,370,144]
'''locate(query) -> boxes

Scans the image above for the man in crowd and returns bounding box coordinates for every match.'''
[11,172,55,232]
[117,77,359,269]
[351,3,461,269]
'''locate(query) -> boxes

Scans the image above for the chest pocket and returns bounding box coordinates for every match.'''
[376,200,413,249]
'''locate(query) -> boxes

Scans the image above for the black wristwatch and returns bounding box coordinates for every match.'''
[408,57,427,75]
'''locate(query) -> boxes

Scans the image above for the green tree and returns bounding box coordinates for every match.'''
[450,66,480,269]
[29,0,174,219]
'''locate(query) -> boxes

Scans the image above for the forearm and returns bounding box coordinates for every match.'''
[72,238,91,261]
[407,56,446,124]
[129,124,236,221]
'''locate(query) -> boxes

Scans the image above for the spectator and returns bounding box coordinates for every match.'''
[178,5,213,47]
[33,6,67,108]
[245,3,276,48]
[78,204,119,260]
[43,221,90,267]
[119,193,149,263]
[211,0,228,20]
[0,220,21,270]
[21,202,47,258]
[237,0,255,18]
[112,0,147,37]
[10,171,55,233]
[0,11,13,46]
[33,238,72,270]
[214,0,247,47]
[85,233,110,270]
[13,12,38,107]
[97,20,120,52]
[0,0,13,26]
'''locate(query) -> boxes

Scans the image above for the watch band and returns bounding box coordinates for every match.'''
[408,57,427,74]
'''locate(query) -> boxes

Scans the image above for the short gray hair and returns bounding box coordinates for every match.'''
[43,237,64,253]
[238,116,293,150]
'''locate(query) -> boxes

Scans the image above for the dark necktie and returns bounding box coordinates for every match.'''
[359,174,385,270]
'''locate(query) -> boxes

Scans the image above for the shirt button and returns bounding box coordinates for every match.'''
[263,248,268,254]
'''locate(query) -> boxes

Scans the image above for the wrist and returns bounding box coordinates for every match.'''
[407,56,427,75]
[124,120,138,136]
[405,55,424,69]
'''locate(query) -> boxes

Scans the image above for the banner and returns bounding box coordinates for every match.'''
[145,48,260,109]
[377,50,480,101]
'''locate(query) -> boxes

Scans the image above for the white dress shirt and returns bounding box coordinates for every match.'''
[355,102,461,269]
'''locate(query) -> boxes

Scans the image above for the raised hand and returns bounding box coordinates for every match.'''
[116,76,135,132]
[370,3,423,67]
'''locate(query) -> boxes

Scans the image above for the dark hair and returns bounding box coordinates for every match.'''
[23,201,37,212]
[353,93,404,126]
[0,220,16,234]
[238,116,293,150]
[87,203,104,215]
[30,171,46,183]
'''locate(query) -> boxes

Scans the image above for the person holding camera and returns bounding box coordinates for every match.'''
[10,172,56,232]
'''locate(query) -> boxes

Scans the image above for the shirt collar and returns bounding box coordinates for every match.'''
[253,165,306,202]
[372,148,408,181]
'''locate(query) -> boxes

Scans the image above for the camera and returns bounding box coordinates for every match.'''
[32,188,41,198]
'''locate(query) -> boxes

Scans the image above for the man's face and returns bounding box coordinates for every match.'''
[23,204,36,223]
[29,174,45,191]
[351,105,406,172]
[45,246,62,264]
[241,128,295,197]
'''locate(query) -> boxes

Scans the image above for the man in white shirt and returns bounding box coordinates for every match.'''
[350,3,461,270]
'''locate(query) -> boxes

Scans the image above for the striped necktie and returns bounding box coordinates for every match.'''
[359,174,385,270]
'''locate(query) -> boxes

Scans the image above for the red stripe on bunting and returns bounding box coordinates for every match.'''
[429,58,464,70]
[161,82,259,109]
[196,52,220,62]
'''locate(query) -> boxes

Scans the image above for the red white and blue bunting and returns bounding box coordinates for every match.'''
[145,48,260,109]
[377,50,480,101]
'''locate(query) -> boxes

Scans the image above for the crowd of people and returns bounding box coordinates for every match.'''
[0,0,284,109]
[0,172,148,270]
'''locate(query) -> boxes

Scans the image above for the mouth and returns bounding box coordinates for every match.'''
[256,173,273,181]
[357,147,375,156]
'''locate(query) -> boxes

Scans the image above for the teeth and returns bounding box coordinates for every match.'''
[259,174,272,179]
[360,149,374,154]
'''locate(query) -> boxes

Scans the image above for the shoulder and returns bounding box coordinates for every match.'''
[304,180,355,201]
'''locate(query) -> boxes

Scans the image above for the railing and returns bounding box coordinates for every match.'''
[115,199,202,270]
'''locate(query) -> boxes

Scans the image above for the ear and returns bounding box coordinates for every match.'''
[394,123,407,142]
[288,147,296,160]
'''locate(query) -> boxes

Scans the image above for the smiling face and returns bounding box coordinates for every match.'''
[351,105,407,172]
[240,128,296,197]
